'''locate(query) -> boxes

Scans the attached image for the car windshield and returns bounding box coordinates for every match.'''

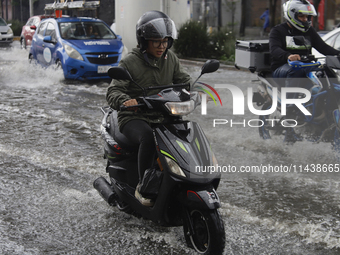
[59,21,116,40]
[0,18,7,26]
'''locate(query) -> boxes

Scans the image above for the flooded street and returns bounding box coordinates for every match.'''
[1,42,340,254]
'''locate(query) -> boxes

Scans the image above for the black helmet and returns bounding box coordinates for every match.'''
[283,0,317,32]
[136,10,177,51]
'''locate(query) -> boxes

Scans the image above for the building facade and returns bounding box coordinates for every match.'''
[4,0,340,37]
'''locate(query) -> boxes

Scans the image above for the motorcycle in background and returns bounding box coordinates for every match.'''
[250,36,340,151]
[93,60,226,255]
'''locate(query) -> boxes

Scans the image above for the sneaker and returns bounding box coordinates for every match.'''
[135,183,154,207]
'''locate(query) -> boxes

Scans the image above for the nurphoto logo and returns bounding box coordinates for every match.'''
[194,82,223,115]
[197,84,312,128]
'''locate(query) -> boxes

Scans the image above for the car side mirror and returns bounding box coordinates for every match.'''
[43,35,57,44]
[30,25,37,30]
[116,35,122,40]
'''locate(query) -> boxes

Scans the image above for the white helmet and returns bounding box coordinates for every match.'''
[283,0,317,32]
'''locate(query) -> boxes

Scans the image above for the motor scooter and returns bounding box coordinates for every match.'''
[94,59,225,255]
[252,36,340,149]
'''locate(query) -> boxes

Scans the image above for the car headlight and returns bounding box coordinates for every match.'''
[164,157,186,177]
[7,27,13,35]
[165,100,195,116]
[63,44,84,61]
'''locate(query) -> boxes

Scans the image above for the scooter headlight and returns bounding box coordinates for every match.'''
[63,44,84,61]
[165,100,195,116]
[165,157,186,177]
[212,152,218,168]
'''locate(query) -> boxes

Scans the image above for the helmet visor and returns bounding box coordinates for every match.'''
[288,0,317,17]
[139,18,177,40]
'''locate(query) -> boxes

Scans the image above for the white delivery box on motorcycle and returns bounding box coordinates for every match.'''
[235,40,271,73]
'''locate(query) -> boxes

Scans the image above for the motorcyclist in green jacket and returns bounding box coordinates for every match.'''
[106,10,191,206]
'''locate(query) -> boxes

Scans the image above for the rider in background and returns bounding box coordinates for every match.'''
[270,0,340,115]
[260,8,270,36]
[106,11,191,207]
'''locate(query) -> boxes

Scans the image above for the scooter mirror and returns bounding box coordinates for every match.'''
[293,36,306,46]
[201,59,220,75]
[108,66,133,81]
[293,36,310,56]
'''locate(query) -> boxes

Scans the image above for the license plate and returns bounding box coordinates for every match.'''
[97,65,112,73]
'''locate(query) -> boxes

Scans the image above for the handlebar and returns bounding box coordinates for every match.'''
[119,103,145,111]
[288,59,321,70]
[147,83,190,91]
[119,83,190,111]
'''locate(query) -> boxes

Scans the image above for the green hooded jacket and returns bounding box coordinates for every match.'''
[106,48,191,130]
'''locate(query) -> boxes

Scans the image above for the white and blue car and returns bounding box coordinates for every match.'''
[0,17,13,45]
[29,17,124,80]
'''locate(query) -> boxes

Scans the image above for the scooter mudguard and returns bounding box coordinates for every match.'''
[178,187,221,210]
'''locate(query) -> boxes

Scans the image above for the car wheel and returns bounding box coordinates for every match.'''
[29,54,34,64]
[56,59,62,69]
[21,37,27,49]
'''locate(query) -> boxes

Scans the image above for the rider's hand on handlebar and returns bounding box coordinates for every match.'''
[123,99,138,106]
[123,99,138,112]
[288,54,301,61]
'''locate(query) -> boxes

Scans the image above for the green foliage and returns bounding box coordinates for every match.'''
[174,20,211,58]
[209,27,235,60]
[174,20,235,63]
[8,19,24,36]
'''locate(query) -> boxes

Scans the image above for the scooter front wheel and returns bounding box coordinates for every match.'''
[183,209,225,255]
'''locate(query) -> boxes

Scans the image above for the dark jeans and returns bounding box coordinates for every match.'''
[121,120,156,183]
[273,63,319,99]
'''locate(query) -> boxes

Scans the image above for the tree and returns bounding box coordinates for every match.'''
[239,0,246,36]
[223,0,239,33]
[269,0,279,28]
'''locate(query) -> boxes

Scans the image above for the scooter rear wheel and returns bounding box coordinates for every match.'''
[183,209,225,255]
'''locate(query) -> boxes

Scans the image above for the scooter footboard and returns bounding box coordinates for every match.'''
[178,186,221,210]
